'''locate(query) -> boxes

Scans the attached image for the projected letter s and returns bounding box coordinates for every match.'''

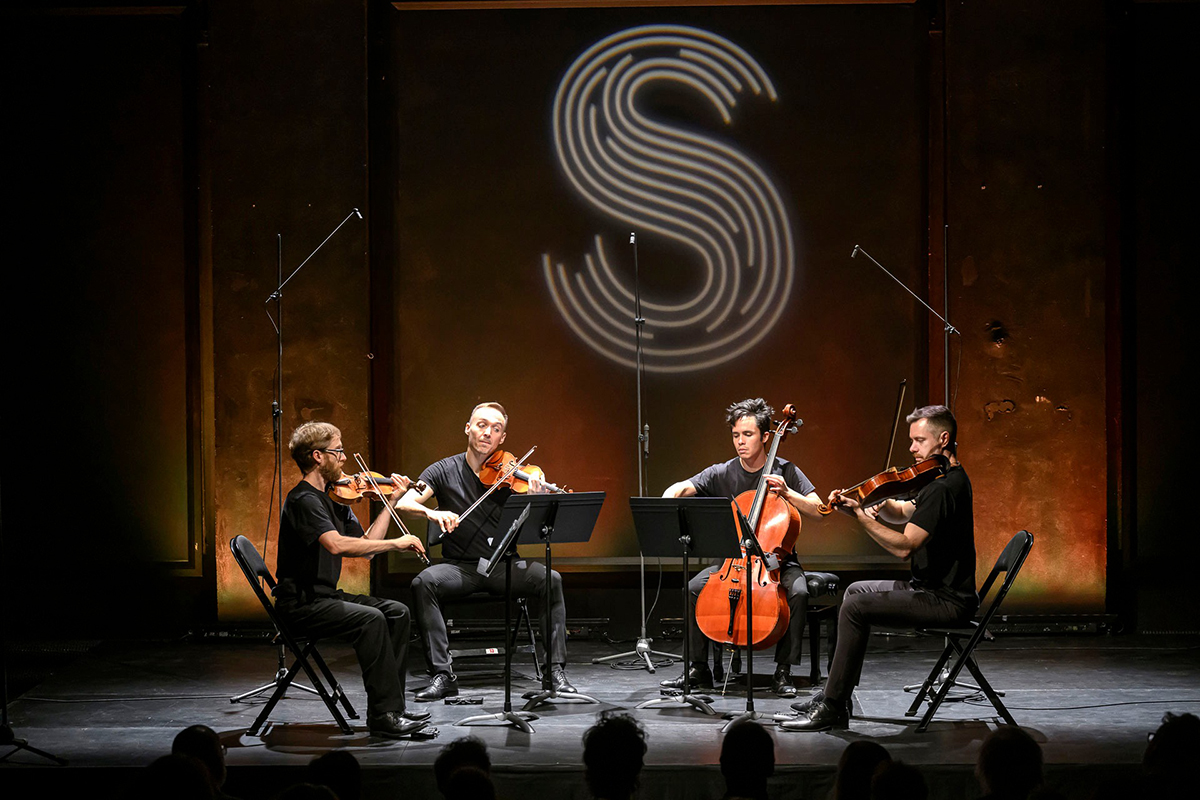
[543,25,796,374]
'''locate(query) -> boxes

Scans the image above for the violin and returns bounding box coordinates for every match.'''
[818,455,949,515]
[327,472,427,505]
[695,404,800,652]
[479,450,569,494]
[457,445,569,526]
[328,456,431,566]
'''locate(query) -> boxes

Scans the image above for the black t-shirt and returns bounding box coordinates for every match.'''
[418,452,512,562]
[908,464,977,608]
[688,457,816,565]
[274,481,365,601]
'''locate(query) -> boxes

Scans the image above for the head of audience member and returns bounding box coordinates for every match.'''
[273,784,337,800]
[124,754,215,800]
[582,713,648,800]
[434,736,492,798]
[720,720,775,800]
[870,760,927,800]
[445,766,496,800]
[1143,711,1200,798]
[831,740,892,800]
[172,725,227,793]
[976,727,1044,799]
[307,750,361,800]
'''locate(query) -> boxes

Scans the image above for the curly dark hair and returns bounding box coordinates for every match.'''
[725,398,774,434]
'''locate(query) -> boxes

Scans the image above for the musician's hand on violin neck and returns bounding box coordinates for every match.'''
[390,473,413,493]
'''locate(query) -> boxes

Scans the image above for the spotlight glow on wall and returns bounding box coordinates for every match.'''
[543,25,796,373]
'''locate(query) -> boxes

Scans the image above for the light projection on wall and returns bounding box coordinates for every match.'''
[542,25,796,374]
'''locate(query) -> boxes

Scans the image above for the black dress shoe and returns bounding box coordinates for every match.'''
[543,665,577,694]
[778,697,849,732]
[660,662,714,691]
[414,672,458,702]
[790,688,824,713]
[771,666,796,696]
[401,709,432,722]
[368,711,430,739]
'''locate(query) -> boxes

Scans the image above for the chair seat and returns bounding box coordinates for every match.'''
[806,571,839,598]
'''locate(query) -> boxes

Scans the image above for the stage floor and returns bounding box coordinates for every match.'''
[3,632,1199,799]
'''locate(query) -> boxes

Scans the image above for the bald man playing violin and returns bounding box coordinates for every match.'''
[395,402,576,701]
[274,421,431,739]
[780,404,977,732]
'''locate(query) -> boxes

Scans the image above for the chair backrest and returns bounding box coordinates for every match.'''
[975,530,1034,629]
[230,535,280,617]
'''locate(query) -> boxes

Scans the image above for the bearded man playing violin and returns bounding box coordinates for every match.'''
[395,402,576,701]
[274,421,431,739]
[660,398,828,697]
[780,404,977,732]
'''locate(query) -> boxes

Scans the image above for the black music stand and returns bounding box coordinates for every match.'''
[722,505,779,731]
[454,503,539,733]
[630,497,741,717]
[515,492,605,712]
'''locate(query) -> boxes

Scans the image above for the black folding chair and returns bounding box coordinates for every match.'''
[905,530,1034,732]
[228,535,358,735]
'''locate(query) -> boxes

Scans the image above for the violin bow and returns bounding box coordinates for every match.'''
[884,378,907,471]
[351,453,430,566]
[456,445,537,525]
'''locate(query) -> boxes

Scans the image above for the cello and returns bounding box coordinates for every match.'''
[695,404,802,651]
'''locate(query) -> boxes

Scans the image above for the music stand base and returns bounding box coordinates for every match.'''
[230,677,319,703]
[637,693,718,716]
[455,710,539,734]
[1,724,68,766]
[591,637,681,673]
[521,689,600,711]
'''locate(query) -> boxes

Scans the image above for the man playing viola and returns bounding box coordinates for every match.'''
[780,404,977,731]
[396,402,577,701]
[274,421,431,739]
[660,398,827,696]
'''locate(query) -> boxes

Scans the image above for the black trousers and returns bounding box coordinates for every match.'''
[410,559,568,676]
[275,591,411,716]
[685,562,809,667]
[824,579,975,702]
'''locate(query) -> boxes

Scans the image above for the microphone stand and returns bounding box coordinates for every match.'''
[233,208,362,706]
[850,245,960,406]
[592,231,680,673]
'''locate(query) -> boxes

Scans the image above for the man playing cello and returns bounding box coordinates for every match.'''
[659,398,827,696]
[396,402,578,701]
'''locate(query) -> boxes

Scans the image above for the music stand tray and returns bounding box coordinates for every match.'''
[628,497,741,717]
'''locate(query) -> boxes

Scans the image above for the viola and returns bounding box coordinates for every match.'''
[695,404,800,652]
[819,455,949,515]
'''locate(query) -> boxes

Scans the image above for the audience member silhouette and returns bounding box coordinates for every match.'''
[272,784,338,800]
[582,713,648,800]
[172,724,239,800]
[976,727,1044,800]
[307,750,362,800]
[434,736,493,798]
[830,740,892,800]
[870,760,927,800]
[1142,711,1200,799]
[123,753,215,800]
[444,765,496,800]
[719,720,775,800]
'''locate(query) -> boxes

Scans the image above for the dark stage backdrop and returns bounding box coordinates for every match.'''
[384,4,929,565]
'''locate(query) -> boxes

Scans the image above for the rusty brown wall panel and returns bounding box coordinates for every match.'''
[946,1,1108,611]
[208,0,371,620]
